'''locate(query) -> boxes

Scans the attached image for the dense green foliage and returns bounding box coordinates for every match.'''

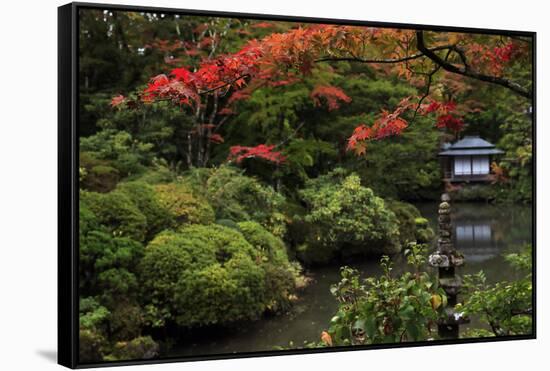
[80,190,147,242]
[184,166,287,237]
[325,244,446,345]
[139,224,297,327]
[461,245,533,336]
[386,200,434,246]
[153,182,215,226]
[115,181,174,240]
[296,169,401,264]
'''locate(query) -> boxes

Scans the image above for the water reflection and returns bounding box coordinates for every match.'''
[167,202,532,357]
[417,202,532,283]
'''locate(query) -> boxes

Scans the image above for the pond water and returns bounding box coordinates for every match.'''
[166,202,532,357]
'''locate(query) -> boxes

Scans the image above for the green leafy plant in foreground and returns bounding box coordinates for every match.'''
[324,243,446,346]
[461,245,533,337]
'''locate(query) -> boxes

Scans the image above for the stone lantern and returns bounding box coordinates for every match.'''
[428,193,469,339]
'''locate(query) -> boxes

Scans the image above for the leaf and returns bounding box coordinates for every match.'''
[431,294,442,310]
[364,316,378,338]
[321,331,333,346]
[399,304,415,320]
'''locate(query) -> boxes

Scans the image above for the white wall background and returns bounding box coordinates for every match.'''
[0,0,546,369]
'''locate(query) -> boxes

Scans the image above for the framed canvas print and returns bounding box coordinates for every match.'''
[58,2,536,368]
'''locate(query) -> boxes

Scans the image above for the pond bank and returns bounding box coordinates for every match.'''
[165,202,532,357]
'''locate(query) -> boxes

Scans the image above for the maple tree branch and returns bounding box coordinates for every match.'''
[315,45,453,64]
[416,31,532,99]
[197,74,251,95]
[411,49,451,123]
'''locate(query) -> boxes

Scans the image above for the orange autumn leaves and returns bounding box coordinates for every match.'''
[347,97,465,155]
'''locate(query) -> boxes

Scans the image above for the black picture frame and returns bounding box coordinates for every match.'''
[58,2,537,368]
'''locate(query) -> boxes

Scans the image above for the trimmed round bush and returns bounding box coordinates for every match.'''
[116,181,174,240]
[79,230,144,300]
[237,221,298,312]
[237,221,289,265]
[298,170,401,265]
[80,190,147,242]
[183,166,287,238]
[154,182,215,226]
[386,200,422,246]
[139,225,267,327]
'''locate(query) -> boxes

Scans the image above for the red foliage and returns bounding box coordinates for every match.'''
[310,85,352,111]
[346,109,409,154]
[110,94,126,108]
[466,41,518,75]
[208,133,224,144]
[217,107,234,115]
[139,43,263,106]
[423,100,456,114]
[228,144,286,164]
[436,114,464,132]
[346,96,466,155]
[422,99,465,133]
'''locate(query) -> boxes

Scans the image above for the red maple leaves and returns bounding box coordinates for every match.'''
[310,85,352,111]
[347,97,465,155]
[422,100,464,133]
[347,112,409,154]
[139,43,263,107]
[110,94,126,108]
[228,144,286,164]
[116,22,523,161]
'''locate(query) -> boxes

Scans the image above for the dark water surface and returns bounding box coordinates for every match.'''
[167,202,532,357]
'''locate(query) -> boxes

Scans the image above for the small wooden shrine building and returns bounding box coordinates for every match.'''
[439,135,504,182]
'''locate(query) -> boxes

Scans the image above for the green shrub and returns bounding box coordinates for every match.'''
[416,227,435,244]
[79,297,109,363]
[184,166,287,238]
[139,225,268,327]
[237,221,289,265]
[105,336,159,361]
[154,182,215,226]
[130,160,177,185]
[80,152,120,193]
[80,190,147,242]
[109,302,144,341]
[297,170,401,265]
[80,129,154,178]
[462,245,533,336]
[326,244,447,346]
[386,200,421,246]
[79,297,110,333]
[79,328,107,363]
[116,181,174,240]
[216,218,240,230]
[237,221,299,312]
[415,217,429,229]
[79,203,100,237]
[79,230,144,301]
[449,184,496,202]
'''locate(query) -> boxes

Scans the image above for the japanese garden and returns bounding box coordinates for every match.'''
[77,8,533,363]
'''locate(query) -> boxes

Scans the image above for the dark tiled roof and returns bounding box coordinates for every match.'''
[449,136,495,149]
[439,136,503,156]
[439,148,504,156]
